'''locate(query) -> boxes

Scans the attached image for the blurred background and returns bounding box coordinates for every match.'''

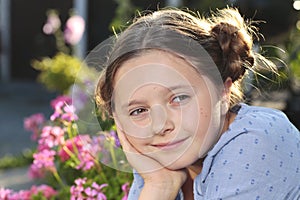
[0,0,299,192]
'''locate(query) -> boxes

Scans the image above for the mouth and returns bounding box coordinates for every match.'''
[151,137,188,150]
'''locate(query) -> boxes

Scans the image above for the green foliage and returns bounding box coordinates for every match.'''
[54,186,71,200]
[95,106,115,132]
[184,0,227,13]
[250,69,289,92]
[31,52,98,95]
[100,166,133,199]
[0,149,33,169]
[290,51,300,80]
[32,53,83,94]
[31,192,53,200]
[109,0,138,33]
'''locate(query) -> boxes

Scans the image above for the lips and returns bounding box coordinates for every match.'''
[151,137,188,150]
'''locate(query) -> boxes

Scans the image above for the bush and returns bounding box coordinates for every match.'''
[0,95,132,200]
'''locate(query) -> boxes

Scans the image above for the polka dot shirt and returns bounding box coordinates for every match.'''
[127,103,300,199]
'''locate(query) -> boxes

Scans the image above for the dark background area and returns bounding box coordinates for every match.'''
[9,0,299,79]
[10,0,73,80]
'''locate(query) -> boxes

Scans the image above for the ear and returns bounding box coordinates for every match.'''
[223,77,232,97]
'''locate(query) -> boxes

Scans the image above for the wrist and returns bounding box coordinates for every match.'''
[139,182,181,200]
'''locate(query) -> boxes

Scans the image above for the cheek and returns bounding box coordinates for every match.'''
[116,112,153,138]
[181,99,211,137]
[126,134,151,151]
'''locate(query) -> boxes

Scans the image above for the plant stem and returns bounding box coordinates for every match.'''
[62,145,80,165]
[109,141,118,169]
[93,158,108,183]
[54,29,70,54]
[52,169,65,188]
[66,123,79,156]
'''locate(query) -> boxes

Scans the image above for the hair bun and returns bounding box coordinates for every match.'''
[211,22,239,56]
[211,20,254,81]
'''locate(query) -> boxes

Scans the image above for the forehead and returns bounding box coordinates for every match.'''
[113,50,201,87]
[112,50,211,102]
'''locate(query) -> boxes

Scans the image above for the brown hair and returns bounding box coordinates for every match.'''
[95,7,269,115]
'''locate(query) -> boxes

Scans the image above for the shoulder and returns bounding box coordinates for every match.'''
[222,103,299,146]
[195,104,300,199]
[232,103,297,132]
[210,104,300,160]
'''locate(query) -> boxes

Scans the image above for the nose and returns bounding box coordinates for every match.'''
[150,104,174,135]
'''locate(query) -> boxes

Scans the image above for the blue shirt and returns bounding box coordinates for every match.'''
[127,103,300,199]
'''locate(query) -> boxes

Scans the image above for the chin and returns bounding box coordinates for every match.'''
[163,156,198,170]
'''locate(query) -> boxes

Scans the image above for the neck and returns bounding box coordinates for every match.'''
[221,111,236,134]
[186,158,204,180]
[181,111,237,199]
[182,158,204,199]
[185,112,236,179]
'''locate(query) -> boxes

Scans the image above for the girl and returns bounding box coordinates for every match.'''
[95,7,300,199]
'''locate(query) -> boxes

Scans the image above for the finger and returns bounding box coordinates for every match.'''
[116,126,165,173]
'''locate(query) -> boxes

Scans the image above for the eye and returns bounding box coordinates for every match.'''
[171,95,190,104]
[129,108,148,116]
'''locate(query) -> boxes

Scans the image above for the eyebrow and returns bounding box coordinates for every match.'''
[168,85,195,91]
[120,85,196,109]
[121,100,147,109]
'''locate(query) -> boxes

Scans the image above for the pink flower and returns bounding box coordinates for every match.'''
[76,148,96,171]
[84,183,108,200]
[84,187,97,198]
[24,113,45,141]
[59,135,99,171]
[43,12,61,35]
[61,104,78,121]
[70,178,87,200]
[70,178,107,200]
[58,135,85,162]
[0,187,13,199]
[38,126,65,150]
[64,15,85,45]
[91,182,108,200]
[50,96,78,122]
[2,185,57,199]
[8,189,31,200]
[121,182,130,200]
[50,95,72,109]
[29,150,56,179]
[76,135,102,171]
[32,149,56,171]
[28,164,46,179]
[30,185,57,199]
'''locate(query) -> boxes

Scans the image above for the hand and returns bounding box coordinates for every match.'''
[116,126,187,199]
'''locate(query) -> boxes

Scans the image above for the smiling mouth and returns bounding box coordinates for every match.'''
[152,138,188,150]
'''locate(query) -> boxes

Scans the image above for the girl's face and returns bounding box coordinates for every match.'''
[112,50,225,170]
